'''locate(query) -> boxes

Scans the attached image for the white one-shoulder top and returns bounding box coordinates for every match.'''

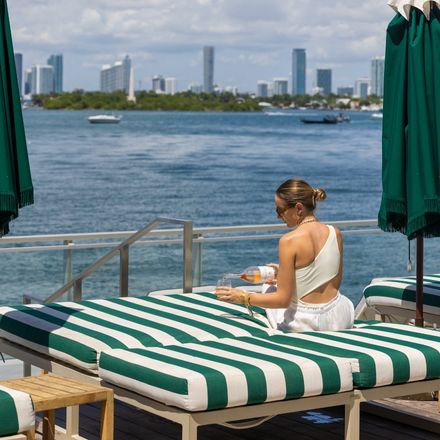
[295,225,340,299]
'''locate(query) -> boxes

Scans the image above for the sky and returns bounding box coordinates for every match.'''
[8,0,396,94]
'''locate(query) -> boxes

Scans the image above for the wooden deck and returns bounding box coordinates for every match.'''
[49,399,440,440]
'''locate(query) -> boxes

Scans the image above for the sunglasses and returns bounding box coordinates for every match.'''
[276,203,297,218]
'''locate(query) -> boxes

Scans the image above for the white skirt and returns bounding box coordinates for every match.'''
[262,284,354,332]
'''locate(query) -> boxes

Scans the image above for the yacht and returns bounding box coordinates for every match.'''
[87,114,122,124]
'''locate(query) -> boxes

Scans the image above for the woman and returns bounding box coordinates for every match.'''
[215,178,354,332]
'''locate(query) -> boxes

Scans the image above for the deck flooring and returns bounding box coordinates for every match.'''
[50,399,440,440]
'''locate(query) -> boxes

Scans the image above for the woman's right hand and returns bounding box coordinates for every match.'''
[265,263,279,284]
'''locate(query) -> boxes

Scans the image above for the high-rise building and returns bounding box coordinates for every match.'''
[257,80,269,97]
[31,65,54,94]
[165,77,177,95]
[203,46,214,93]
[100,55,131,93]
[14,53,23,96]
[152,75,166,93]
[273,78,289,95]
[47,54,63,93]
[291,49,306,95]
[316,69,332,96]
[371,56,385,97]
[188,82,202,94]
[354,78,370,99]
[24,68,32,95]
[337,86,354,97]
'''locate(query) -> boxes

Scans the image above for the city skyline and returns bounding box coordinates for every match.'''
[8,0,395,94]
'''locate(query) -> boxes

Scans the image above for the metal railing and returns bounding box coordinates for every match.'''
[0,218,381,304]
[19,217,193,304]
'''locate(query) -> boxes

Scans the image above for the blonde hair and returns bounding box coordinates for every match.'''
[276,178,327,211]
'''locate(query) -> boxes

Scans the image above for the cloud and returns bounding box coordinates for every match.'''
[8,0,395,92]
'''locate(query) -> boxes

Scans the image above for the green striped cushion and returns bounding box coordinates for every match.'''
[363,274,440,315]
[0,293,273,371]
[99,337,354,411]
[261,323,440,388]
[0,385,34,436]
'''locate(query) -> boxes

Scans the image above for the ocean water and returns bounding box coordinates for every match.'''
[1,109,439,306]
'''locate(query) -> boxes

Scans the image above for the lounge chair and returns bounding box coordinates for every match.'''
[0,385,34,439]
[1,292,440,440]
[358,274,440,324]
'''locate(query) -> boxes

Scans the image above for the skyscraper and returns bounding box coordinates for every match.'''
[257,80,269,97]
[371,56,385,97]
[31,65,54,94]
[273,78,289,95]
[165,77,177,95]
[14,53,23,96]
[152,75,166,93]
[100,55,131,93]
[47,54,63,93]
[291,49,306,95]
[354,78,370,99]
[316,69,332,96]
[24,68,32,95]
[203,46,214,93]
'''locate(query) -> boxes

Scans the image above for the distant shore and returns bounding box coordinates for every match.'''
[29,91,383,112]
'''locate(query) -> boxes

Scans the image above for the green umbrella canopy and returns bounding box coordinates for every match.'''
[378,1,440,239]
[0,0,33,236]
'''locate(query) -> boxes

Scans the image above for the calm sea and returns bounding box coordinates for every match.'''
[1,109,439,306]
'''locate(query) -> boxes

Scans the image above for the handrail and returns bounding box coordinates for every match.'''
[32,217,193,304]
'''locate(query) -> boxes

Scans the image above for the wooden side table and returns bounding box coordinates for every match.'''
[0,374,114,440]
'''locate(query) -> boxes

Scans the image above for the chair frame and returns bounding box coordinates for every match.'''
[0,337,359,440]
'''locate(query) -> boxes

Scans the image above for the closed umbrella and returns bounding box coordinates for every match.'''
[378,0,440,326]
[0,0,33,236]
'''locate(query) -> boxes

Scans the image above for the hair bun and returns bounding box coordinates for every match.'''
[313,188,327,202]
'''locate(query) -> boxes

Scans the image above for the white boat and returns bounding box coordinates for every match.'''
[371,112,383,119]
[87,114,122,124]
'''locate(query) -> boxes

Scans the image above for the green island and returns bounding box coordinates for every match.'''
[30,90,383,111]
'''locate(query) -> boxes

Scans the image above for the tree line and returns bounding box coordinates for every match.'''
[30,90,382,111]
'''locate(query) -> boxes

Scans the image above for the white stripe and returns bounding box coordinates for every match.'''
[367,280,440,296]
[327,330,427,381]
[101,349,210,410]
[209,338,324,396]
[0,385,35,433]
[149,346,249,407]
[153,294,272,330]
[29,303,148,349]
[288,333,394,386]
[59,301,183,345]
[119,296,270,338]
[0,308,111,354]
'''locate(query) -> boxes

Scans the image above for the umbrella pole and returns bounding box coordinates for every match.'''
[415,235,424,327]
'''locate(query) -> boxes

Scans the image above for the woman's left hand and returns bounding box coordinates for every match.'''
[215,287,243,304]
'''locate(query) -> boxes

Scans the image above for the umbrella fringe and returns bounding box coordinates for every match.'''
[19,188,34,208]
[0,194,17,213]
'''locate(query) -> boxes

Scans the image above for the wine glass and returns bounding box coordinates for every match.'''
[216,278,232,289]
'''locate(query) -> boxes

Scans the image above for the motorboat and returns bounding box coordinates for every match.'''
[88,114,122,124]
[301,114,350,124]
[371,112,383,119]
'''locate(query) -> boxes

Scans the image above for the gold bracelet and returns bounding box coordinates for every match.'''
[240,291,247,305]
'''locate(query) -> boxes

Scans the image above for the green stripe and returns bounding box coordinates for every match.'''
[0,390,20,436]
[169,292,267,319]
[267,334,377,388]
[145,294,270,333]
[233,337,342,395]
[51,302,185,346]
[364,285,440,307]
[304,331,410,384]
[0,314,97,365]
[99,352,188,395]
[6,307,126,349]
[101,349,229,410]
[168,345,267,405]
[353,326,440,379]
[106,297,239,339]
